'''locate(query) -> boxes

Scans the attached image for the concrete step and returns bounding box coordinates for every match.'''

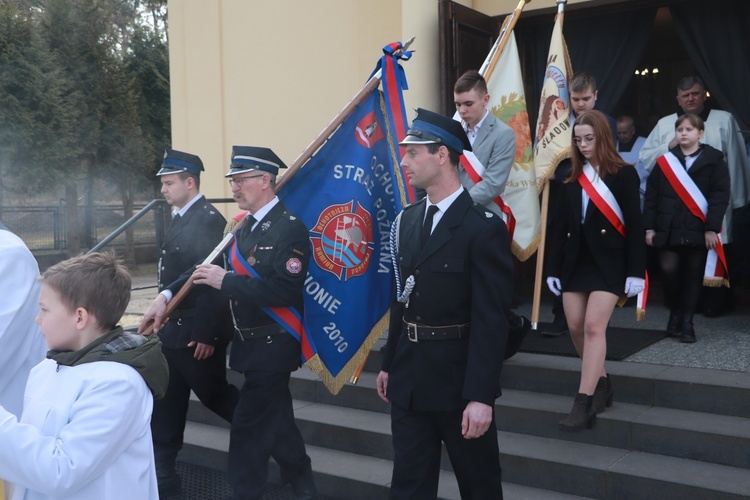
[499,353,750,417]
[499,430,750,499]
[182,399,750,499]
[498,389,750,469]
[179,348,750,498]
[190,381,750,471]
[312,347,750,418]
[180,420,589,500]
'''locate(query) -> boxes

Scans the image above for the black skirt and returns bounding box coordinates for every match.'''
[565,233,623,295]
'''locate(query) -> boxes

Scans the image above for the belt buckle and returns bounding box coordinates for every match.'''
[235,327,250,341]
[407,322,419,343]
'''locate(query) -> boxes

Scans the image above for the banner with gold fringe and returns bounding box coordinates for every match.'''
[278,43,413,394]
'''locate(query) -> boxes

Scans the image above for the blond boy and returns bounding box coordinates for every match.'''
[0,252,168,500]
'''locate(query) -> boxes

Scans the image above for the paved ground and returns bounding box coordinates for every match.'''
[515,288,750,373]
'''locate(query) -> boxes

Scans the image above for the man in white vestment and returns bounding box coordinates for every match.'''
[616,115,648,210]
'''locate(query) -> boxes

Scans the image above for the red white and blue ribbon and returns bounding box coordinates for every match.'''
[656,152,729,287]
[372,41,416,204]
[228,238,317,363]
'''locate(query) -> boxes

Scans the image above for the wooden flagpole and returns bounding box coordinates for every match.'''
[276,37,415,192]
[531,181,550,328]
[481,0,531,82]
[141,39,415,336]
[139,232,238,335]
[531,0,568,329]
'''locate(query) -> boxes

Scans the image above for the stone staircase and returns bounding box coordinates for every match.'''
[179,340,750,499]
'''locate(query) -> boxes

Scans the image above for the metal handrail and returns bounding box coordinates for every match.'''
[86,198,235,254]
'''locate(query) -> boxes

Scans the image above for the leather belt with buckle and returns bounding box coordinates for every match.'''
[235,323,283,341]
[402,320,470,343]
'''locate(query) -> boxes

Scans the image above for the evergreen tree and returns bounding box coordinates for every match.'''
[0,0,170,258]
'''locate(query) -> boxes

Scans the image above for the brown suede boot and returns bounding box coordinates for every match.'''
[559,393,596,432]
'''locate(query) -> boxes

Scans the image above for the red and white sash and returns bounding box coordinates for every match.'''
[460,151,516,240]
[578,163,648,319]
[655,152,729,287]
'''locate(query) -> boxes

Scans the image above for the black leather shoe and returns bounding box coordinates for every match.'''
[290,465,318,500]
[666,312,682,337]
[680,320,697,343]
[156,465,183,500]
[541,314,568,337]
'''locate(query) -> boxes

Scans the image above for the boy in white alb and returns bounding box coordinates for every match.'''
[0,252,168,500]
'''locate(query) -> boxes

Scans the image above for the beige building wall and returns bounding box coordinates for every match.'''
[168,0,595,212]
[476,0,609,17]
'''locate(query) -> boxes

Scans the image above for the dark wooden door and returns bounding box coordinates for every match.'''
[438,0,501,115]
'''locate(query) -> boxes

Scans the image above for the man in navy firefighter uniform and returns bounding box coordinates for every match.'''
[376,109,513,499]
[142,146,317,500]
[150,149,239,500]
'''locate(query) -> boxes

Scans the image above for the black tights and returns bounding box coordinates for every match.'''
[659,246,707,318]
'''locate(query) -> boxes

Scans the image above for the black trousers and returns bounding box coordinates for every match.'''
[659,245,707,317]
[151,344,239,492]
[228,370,310,500]
[389,403,503,500]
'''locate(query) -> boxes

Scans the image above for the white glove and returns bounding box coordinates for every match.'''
[624,277,645,297]
[546,277,562,296]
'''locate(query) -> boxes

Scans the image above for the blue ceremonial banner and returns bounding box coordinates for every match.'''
[279,84,411,394]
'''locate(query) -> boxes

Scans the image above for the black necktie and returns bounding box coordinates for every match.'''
[167,213,181,232]
[240,215,257,240]
[421,205,439,248]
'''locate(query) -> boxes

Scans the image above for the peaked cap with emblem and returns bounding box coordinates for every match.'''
[399,108,472,154]
[227,146,286,177]
[157,148,204,176]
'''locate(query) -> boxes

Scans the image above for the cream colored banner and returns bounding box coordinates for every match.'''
[486,32,540,261]
[533,13,572,187]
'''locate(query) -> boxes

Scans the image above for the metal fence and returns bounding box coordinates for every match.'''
[2,203,166,252]
[3,198,236,254]
[1,205,65,251]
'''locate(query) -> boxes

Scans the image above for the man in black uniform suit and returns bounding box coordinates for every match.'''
[376,109,513,499]
[148,149,239,500]
[142,146,317,500]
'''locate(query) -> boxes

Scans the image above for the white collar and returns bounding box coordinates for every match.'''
[173,193,203,217]
[248,196,279,225]
[426,185,464,215]
[464,109,490,134]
